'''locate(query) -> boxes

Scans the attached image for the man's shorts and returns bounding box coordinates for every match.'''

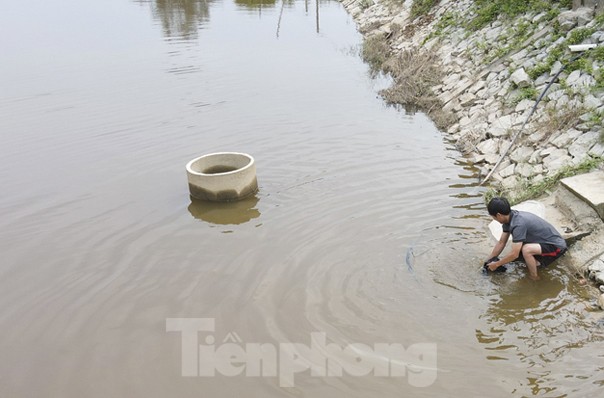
[537,243,567,267]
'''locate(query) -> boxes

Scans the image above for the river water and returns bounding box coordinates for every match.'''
[1,0,603,396]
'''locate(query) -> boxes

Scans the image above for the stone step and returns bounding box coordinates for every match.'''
[560,170,604,222]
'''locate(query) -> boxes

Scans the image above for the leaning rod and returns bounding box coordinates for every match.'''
[480,53,582,186]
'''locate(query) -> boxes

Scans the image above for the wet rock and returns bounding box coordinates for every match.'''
[510,68,531,88]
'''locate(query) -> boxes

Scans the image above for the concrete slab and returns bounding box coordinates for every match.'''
[561,171,604,221]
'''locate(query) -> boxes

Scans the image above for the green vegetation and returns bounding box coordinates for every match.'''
[410,0,439,19]
[468,0,559,31]
[485,156,604,205]
[595,11,604,27]
[513,87,538,104]
[567,27,596,45]
[593,46,604,62]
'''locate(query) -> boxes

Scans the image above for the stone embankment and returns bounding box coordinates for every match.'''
[340,0,604,301]
[341,0,603,189]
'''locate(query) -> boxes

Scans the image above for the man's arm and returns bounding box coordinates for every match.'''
[488,232,510,259]
[488,241,522,271]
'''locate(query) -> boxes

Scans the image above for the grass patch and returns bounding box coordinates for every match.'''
[485,156,604,205]
[513,87,538,105]
[567,27,596,45]
[410,0,439,19]
[468,0,557,31]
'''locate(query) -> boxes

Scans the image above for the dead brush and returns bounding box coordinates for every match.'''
[380,49,456,130]
[535,105,590,137]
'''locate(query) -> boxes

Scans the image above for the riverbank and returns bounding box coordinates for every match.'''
[341,0,604,296]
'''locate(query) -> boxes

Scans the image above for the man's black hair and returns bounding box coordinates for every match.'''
[487,197,511,216]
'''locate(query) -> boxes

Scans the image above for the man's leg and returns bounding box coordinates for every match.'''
[521,243,542,280]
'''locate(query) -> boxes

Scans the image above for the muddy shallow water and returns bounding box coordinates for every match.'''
[1,0,603,396]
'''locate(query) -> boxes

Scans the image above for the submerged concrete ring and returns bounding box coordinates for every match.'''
[186,152,258,202]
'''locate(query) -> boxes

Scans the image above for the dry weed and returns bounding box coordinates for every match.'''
[534,105,589,137]
[380,49,456,130]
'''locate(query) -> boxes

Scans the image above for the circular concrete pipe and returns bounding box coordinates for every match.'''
[186,152,258,202]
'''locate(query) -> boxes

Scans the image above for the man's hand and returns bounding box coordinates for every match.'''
[487,262,499,271]
[483,256,506,273]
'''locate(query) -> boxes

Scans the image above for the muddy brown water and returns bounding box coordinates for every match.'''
[1,0,603,396]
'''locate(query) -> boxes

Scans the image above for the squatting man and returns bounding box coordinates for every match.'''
[485,197,567,280]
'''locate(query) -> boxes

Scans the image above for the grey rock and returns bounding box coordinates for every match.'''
[551,61,564,76]
[527,130,547,144]
[477,138,499,155]
[510,68,531,88]
[576,7,594,27]
[510,146,535,163]
[547,89,565,101]
[469,79,486,94]
[499,163,515,178]
[485,26,503,41]
[584,94,602,109]
[459,93,477,107]
[543,149,571,172]
[589,259,604,274]
[485,153,499,164]
[556,94,570,108]
[515,99,534,113]
[516,163,534,178]
[568,132,600,157]
[534,74,550,86]
[557,10,581,31]
[566,70,581,86]
[551,129,583,148]
[589,143,604,157]
[571,152,590,165]
[501,175,519,190]
[529,150,542,164]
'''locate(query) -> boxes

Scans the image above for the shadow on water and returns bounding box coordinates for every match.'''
[187,195,261,225]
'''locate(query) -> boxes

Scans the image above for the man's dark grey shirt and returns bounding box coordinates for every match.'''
[502,210,567,249]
